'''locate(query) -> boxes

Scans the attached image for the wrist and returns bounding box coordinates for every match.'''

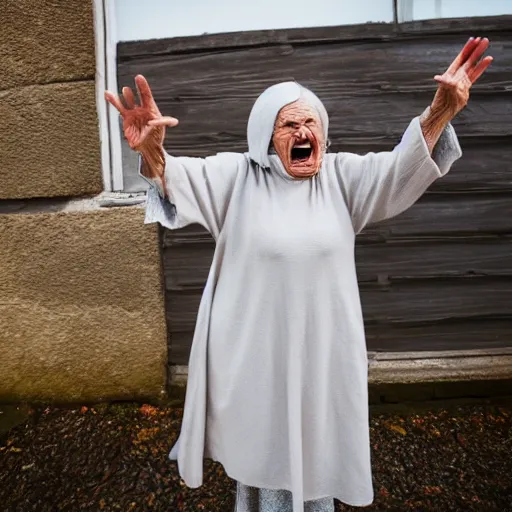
[139,141,164,161]
[139,143,165,181]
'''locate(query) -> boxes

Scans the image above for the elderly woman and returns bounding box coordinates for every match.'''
[106,37,492,511]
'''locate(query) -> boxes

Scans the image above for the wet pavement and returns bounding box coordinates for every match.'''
[1,398,511,511]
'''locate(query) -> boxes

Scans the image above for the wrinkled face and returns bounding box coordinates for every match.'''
[271,100,325,179]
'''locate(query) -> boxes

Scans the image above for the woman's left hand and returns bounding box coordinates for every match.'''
[431,37,493,120]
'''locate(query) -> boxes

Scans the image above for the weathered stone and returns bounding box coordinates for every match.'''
[0,0,95,91]
[0,81,102,199]
[0,206,168,402]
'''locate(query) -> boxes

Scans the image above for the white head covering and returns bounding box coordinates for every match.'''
[247,82,329,169]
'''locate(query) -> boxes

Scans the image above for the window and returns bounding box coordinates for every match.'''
[396,0,512,23]
[115,0,394,42]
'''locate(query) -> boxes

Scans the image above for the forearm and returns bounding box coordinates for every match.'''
[419,106,452,154]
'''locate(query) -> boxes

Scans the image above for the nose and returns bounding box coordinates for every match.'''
[295,125,308,140]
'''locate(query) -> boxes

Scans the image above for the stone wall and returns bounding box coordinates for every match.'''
[0,1,168,402]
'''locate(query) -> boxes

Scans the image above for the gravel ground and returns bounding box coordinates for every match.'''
[1,399,511,511]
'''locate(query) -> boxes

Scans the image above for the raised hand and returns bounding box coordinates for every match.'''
[105,75,178,151]
[105,75,177,187]
[431,37,493,119]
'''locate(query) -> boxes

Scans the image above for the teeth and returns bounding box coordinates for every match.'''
[294,142,311,149]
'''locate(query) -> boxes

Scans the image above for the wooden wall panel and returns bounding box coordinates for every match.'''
[118,16,512,363]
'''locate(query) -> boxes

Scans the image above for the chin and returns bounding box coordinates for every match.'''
[287,164,321,178]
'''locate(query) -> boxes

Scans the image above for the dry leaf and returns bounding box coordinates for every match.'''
[389,424,407,436]
[424,486,442,495]
[140,404,159,417]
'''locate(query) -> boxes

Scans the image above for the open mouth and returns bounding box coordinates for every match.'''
[291,142,313,162]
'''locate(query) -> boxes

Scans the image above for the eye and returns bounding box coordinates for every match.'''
[285,121,297,128]
[305,118,316,125]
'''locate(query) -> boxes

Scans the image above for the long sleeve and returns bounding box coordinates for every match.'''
[143,151,247,238]
[334,112,462,234]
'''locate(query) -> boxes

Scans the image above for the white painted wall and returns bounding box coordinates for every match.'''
[410,0,511,21]
[114,0,394,42]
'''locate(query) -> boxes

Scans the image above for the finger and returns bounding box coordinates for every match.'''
[122,87,137,109]
[463,37,490,70]
[446,37,480,74]
[469,55,493,83]
[104,91,126,114]
[148,117,179,127]
[135,74,156,109]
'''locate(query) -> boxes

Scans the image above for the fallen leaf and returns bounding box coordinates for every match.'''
[99,498,106,509]
[146,493,156,507]
[424,486,442,495]
[430,426,441,437]
[140,404,159,417]
[133,427,160,445]
[389,424,407,436]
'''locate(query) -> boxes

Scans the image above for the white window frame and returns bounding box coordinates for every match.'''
[93,0,124,192]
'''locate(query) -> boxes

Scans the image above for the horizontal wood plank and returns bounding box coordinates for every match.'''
[118,15,512,58]
[362,193,512,239]
[356,236,512,281]
[360,277,512,323]
[340,137,512,192]
[365,318,512,352]
[164,242,213,290]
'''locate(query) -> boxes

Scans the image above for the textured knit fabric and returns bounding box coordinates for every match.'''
[235,482,334,512]
[144,87,462,512]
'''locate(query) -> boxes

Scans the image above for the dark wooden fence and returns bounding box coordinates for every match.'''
[118,16,512,364]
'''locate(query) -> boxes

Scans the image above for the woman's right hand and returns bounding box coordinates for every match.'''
[105,75,178,182]
[105,75,178,188]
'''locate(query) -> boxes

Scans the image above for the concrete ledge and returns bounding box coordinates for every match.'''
[168,348,512,403]
[367,348,512,384]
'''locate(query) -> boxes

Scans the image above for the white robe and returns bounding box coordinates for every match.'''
[144,114,462,511]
